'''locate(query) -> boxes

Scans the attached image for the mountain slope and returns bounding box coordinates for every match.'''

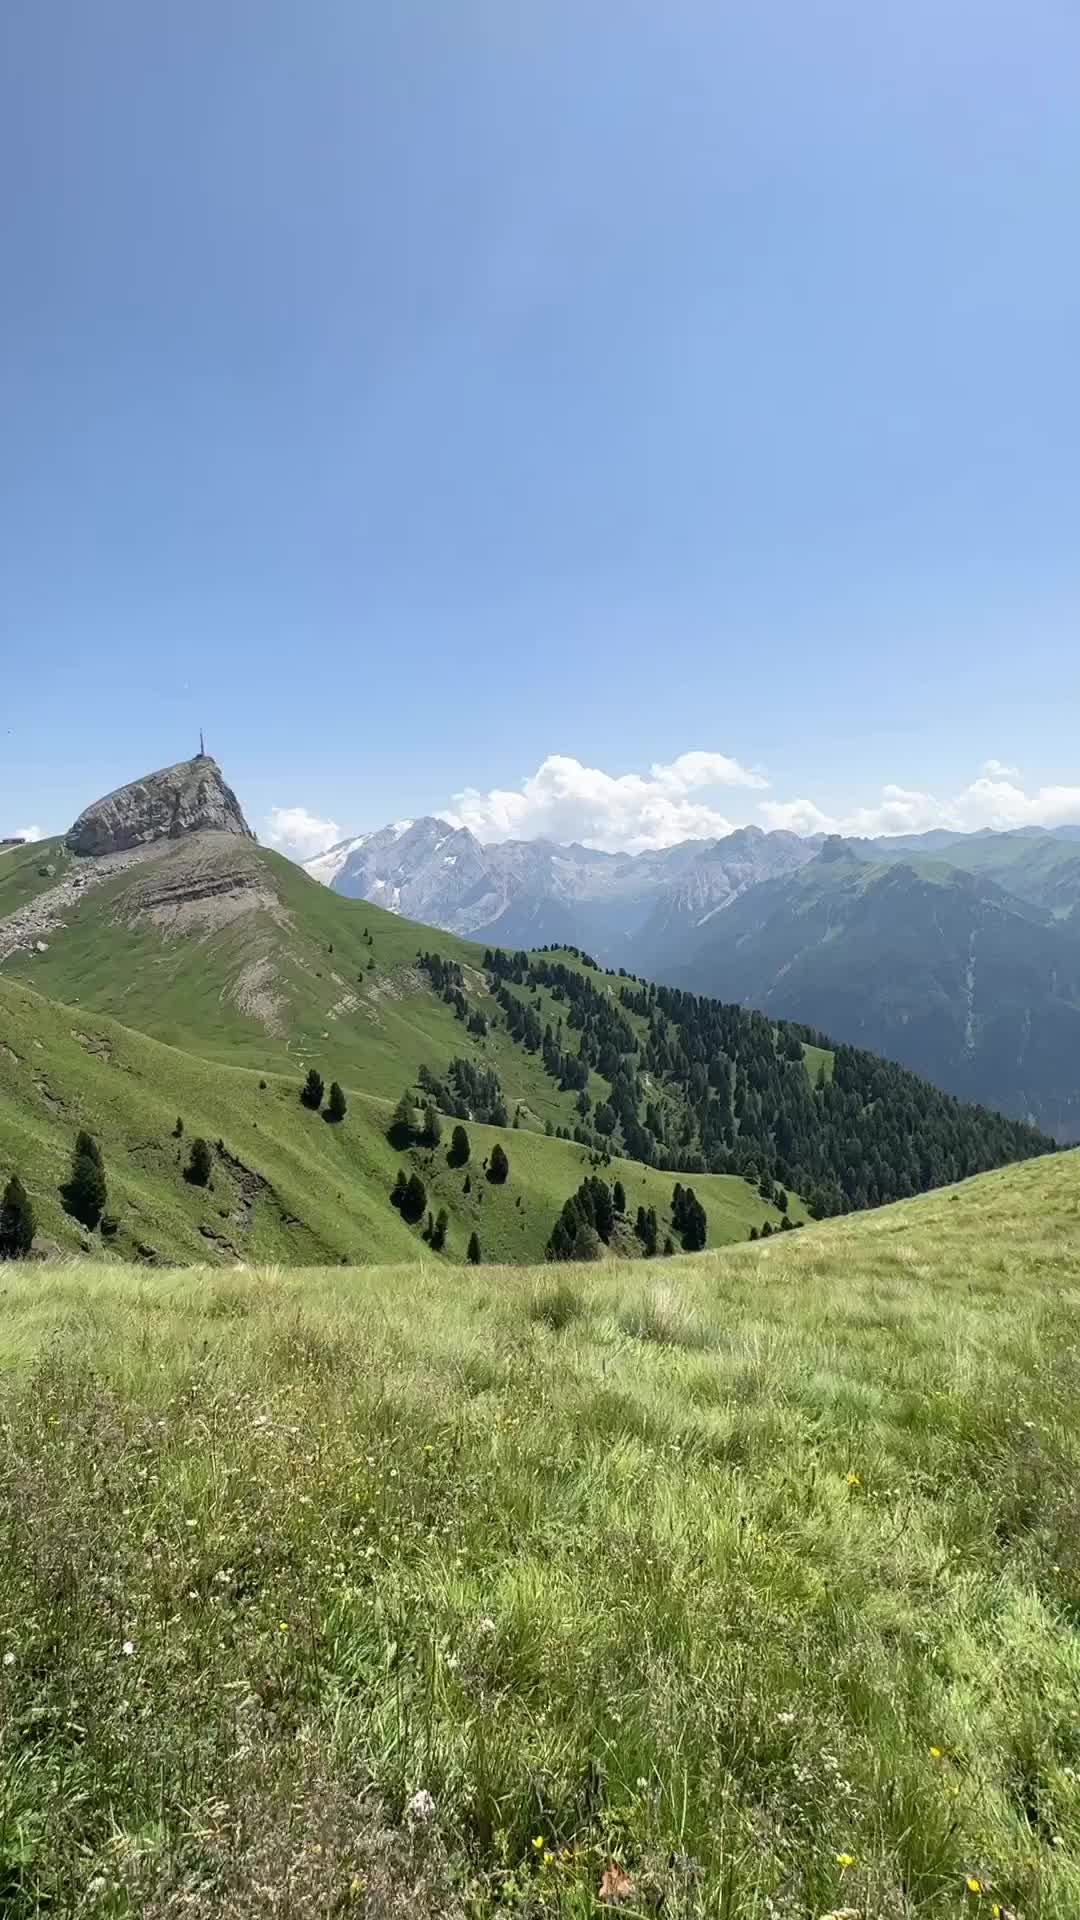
[667,844,1080,1139]
[0,760,1056,1265]
[1,975,787,1265]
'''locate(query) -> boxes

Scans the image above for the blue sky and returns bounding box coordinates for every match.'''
[2,0,1078,852]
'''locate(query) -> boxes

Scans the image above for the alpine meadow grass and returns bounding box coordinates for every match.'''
[1,1148,1078,1915]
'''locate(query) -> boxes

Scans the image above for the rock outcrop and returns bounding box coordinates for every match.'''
[66,755,255,857]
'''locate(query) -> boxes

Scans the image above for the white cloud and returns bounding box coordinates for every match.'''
[276,752,1080,866]
[264,805,341,860]
[13,824,44,843]
[760,775,1080,840]
[449,750,768,854]
[981,758,1021,780]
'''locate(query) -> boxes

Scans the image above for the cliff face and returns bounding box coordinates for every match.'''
[66,756,255,856]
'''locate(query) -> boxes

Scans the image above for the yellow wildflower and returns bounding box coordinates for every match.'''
[532,1835,545,1851]
[846,1472,861,1488]
[966,1878,982,1896]
[835,1852,855,1870]
[929,1745,942,1759]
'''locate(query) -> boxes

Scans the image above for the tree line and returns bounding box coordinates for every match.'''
[476,952,1054,1217]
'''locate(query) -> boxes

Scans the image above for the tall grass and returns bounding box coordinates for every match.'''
[0,1151,1078,1914]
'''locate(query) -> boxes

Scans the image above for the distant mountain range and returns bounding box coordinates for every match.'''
[4,753,1053,1268]
[306,819,1080,1138]
[305,818,821,959]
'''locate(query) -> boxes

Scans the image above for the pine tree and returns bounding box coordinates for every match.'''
[678,1187,707,1253]
[488,1142,509,1184]
[173,1116,184,1139]
[326,1081,347,1123]
[300,1068,324,1111]
[74,1129,102,1168]
[186,1137,212,1187]
[613,1179,626,1215]
[431,1207,449,1252]
[467,1230,481,1265]
[449,1124,470,1166]
[65,1134,107,1229]
[421,1102,442,1147]
[0,1173,35,1259]
[571,1219,601,1261]
[389,1090,416,1145]
[402,1172,427,1225]
[390,1168,408,1210]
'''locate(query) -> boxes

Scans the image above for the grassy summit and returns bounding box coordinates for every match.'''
[1,1150,1077,1913]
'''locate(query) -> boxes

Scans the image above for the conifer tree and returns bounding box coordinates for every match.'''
[488,1142,509,1184]
[571,1219,601,1261]
[449,1123,470,1166]
[300,1068,324,1111]
[66,1133,107,1229]
[466,1230,481,1265]
[186,1138,212,1187]
[326,1081,347,1123]
[74,1129,102,1168]
[0,1173,35,1259]
[402,1172,427,1224]
[421,1102,442,1147]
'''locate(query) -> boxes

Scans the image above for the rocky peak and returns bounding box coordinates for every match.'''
[66,755,255,857]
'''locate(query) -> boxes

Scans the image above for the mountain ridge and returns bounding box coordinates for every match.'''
[299,810,1080,1139]
[1,754,1056,1266]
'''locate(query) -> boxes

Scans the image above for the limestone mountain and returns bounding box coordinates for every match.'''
[66,752,254,856]
[306,819,815,964]
[0,756,1054,1268]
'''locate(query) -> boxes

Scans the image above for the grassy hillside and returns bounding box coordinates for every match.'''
[0,1152,1077,1912]
[1,825,1054,1259]
[0,976,795,1264]
[2,839,665,1140]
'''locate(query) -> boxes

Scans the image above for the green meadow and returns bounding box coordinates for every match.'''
[1,1149,1078,1914]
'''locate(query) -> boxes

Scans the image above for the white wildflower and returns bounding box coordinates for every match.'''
[406,1788,436,1824]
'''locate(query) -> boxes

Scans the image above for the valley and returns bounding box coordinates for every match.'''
[308,815,1080,1139]
[0,757,1053,1269]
